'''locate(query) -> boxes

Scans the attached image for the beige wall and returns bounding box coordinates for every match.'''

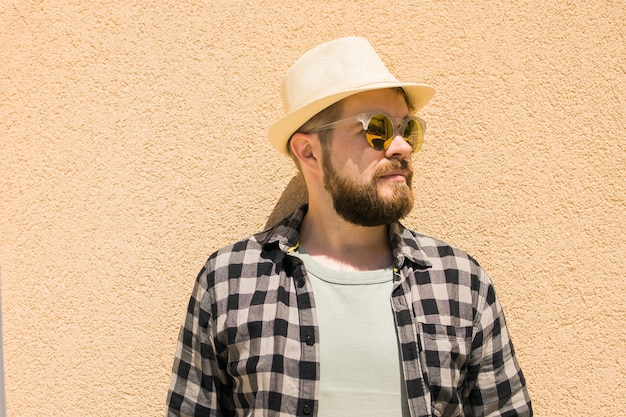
[1,1,624,416]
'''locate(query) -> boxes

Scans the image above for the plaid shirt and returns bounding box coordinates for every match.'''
[166,206,532,417]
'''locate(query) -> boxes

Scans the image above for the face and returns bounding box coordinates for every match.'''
[321,89,415,226]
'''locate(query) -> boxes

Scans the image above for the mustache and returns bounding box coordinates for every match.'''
[374,158,412,178]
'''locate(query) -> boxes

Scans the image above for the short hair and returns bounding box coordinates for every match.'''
[288,100,344,155]
[286,100,344,169]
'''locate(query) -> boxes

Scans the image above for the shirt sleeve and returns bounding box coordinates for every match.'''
[165,265,233,417]
[465,270,533,416]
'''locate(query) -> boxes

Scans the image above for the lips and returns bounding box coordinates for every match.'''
[375,159,412,183]
[381,169,407,178]
[379,171,407,182]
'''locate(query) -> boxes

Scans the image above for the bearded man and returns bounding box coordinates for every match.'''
[166,37,532,417]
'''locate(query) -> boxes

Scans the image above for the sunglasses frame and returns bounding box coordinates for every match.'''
[306,111,426,152]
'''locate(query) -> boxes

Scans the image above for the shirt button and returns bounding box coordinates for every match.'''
[305,335,315,346]
[302,404,312,415]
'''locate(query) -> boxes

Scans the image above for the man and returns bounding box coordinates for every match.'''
[166,37,532,417]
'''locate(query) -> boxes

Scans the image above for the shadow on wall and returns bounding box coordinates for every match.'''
[264,174,308,229]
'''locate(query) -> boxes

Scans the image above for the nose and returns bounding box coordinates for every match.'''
[384,133,412,159]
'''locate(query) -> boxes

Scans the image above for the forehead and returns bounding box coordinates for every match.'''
[341,88,410,117]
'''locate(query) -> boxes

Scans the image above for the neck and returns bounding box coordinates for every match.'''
[298,200,394,271]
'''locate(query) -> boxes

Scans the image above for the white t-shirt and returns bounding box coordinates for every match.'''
[295,251,410,417]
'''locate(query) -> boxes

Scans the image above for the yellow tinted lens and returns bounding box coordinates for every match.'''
[365,115,392,151]
[404,119,424,151]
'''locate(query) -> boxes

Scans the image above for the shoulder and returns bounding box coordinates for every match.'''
[398,227,499,325]
[395,223,483,275]
[202,206,305,279]
[203,228,283,281]
[417,232,481,271]
[207,232,265,267]
[190,230,284,313]
[397,225,497,304]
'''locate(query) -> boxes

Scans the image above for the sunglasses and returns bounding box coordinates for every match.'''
[307,111,426,152]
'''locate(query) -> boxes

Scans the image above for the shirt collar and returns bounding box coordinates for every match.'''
[261,205,431,269]
[261,205,307,253]
[389,222,432,269]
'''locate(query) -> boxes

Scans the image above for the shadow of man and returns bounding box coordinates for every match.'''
[264,173,308,230]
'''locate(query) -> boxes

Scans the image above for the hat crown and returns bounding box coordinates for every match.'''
[281,37,399,114]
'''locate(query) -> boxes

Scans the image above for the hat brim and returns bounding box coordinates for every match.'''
[268,82,435,157]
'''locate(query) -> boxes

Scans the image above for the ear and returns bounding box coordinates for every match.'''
[289,132,322,173]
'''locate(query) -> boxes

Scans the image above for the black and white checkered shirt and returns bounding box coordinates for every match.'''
[166,206,532,416]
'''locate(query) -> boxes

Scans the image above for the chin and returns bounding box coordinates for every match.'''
[379,182,410,197]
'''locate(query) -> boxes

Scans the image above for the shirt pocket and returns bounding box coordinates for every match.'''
[418,323,472,417]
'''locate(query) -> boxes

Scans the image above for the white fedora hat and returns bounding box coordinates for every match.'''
[268,37,435,156]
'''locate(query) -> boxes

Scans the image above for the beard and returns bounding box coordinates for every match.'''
[322,154,414,227]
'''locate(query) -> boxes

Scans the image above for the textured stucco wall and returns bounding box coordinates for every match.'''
[1,1,624,416]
